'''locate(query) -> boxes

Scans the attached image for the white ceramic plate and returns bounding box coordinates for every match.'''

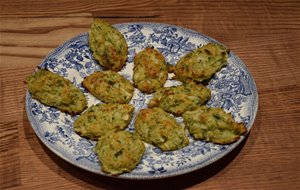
[26,22,258,179]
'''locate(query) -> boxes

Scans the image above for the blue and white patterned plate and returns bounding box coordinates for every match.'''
[25,22,258,179]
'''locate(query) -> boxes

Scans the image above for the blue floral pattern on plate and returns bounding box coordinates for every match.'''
[25,22,258,179]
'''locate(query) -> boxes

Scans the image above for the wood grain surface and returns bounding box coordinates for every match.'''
[1,0,299,189]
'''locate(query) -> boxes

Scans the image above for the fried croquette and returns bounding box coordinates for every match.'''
[26,69,87,115]
[95,131,145,175]
[135,107,189,151]
[148,82,211,116]
[82,70,134,104]
[74,103,134,140]
[174,43,228,83]
[182,106,247,144]
[133,47,168,93]
[89,18,128,71]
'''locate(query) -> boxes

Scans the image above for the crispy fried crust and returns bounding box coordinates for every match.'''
[148,82,211,116]
[74,104,134,140]
[174,43,228,83]
[26,69,87,115]
[89,18,128,71]
[135,107,189,151]
[95,131,145,175]
[182,106,247,144]
[133,47,168,93]
[82,70,134,104]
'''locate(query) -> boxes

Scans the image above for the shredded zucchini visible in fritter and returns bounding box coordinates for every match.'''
[135,107,189,151]
[89,18,128,71]
[74,103,134,140]
[26,69,87,115]
[182,106,247,144]
[174,43,228,83]
[95,131,145,175]
[133,47,168,93]
[148,82,211,116]
[82,70,134,104]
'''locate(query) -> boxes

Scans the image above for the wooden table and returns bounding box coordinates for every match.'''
[1,0,299,189]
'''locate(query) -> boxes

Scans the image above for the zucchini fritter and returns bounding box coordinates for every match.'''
[135,107,189,151]
[26,69,87,115]
[133,47,168,93]
[148,83,211,116]
[82,70,134,104]
[89,18,128,71]
[182,106,247,144]
[174,43,228,83]
[74,104,134,140]
[95,131,145,175]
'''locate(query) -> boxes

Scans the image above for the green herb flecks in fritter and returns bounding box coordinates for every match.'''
[133,47,168,94]
[82,70,134,104]
[89,18,128,71]
[182,106,247,144]
[26,69,87,115]
[174,43,228,83]
[148,82,211,116]
[74,104,134,140]
[135,107,189,151]
[95,131,145,175]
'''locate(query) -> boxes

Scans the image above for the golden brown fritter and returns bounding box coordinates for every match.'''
[82,70,134,104]
[74,103,134,140]
[26,69,87,115]
[89,18,128,71]
[148,82,211,116]
[95,131,145,175]
[135,107,189,151]
[182,106,247,144]
[174,43,228,83]
[133,47,168,94]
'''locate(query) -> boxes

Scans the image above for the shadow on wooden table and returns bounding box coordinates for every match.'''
[23,109,249,190]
